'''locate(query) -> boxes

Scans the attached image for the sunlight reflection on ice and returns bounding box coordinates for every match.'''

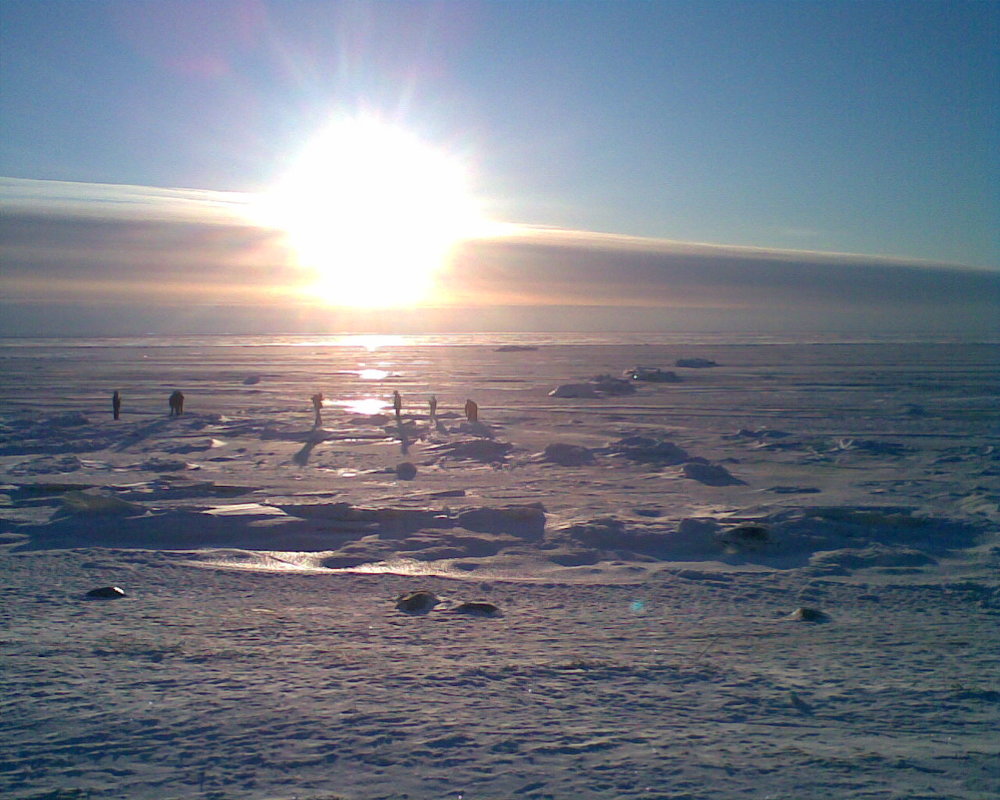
[335,398,389,415]
[203,503,287,517]
[357,368,390,380]
[188,552,655,584]
[338,334,407,351]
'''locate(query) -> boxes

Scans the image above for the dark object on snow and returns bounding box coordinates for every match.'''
[542,443,595,466]
[719,524,770,549]
[788,607,829,622]
[682,461,745,486]
[86,586,127,599]
[591,374,636,395]
[168,390,184,416]
[624,367,681,382]
[495,345,538,352]
[395,462,418,480]
[392,390,402,419]
[112,390,121,420]
[611,436,689,464]
[457,504,546,539]
[431,438,513,462]
[452,601,502,617]
[243,375,261,385]
[395,590,439,613]
[675,358,718,368]
[549,383,599,398]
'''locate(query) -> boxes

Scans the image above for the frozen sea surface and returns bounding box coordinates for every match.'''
[1,334,998,799]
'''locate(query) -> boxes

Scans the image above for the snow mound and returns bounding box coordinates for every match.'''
[681,461,746,486]
[541,443,595,466]
[457,504,546,539]
[590,375,636,395]
[395,590,439,613]
[675,358,718,368]
[57,490,142,517]
[623,366,681,382]
[549,383,599,399]
[550,375,636,398]
[607,436,689,464]
[427,439,513,462]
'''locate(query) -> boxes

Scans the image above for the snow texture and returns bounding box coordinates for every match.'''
[1,336,998,800]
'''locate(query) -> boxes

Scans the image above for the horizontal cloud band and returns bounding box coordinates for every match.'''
[2,178,997,334]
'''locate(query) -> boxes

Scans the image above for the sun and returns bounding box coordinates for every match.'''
[260,117,489,308]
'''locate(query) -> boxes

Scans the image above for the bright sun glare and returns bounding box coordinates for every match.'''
[260,117,490,308]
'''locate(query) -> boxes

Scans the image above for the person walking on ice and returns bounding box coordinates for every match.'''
[311,392,324,428]
[112,390,121,420]
[392,390,402,420]
[465,398,478,422]
[168,390,184,416]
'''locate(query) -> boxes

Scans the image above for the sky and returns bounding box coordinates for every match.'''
[1,0,998,336]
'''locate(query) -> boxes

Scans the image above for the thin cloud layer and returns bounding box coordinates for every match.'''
[1,178,997,336]
[1,178,297,304]
[447,228,998,309]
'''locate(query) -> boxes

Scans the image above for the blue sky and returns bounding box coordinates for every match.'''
[1,0,997,335]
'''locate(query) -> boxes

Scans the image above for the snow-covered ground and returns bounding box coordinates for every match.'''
[1,336,998,799]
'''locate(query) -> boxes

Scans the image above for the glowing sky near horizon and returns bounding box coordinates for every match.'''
[0,0,997,335]
[1,0,996,267]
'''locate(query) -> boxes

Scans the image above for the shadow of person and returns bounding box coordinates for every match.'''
[395,420,411,455]
[292,440,316,466]
[462,420,495,439]
[293,427,327,466]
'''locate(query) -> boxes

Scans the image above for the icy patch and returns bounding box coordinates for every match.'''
[203,503,288,517]
[831,438,911,455]
[57,490,142,517]
[135,457,190,472]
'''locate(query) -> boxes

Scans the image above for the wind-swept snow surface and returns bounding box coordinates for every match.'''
[1,336,997,799]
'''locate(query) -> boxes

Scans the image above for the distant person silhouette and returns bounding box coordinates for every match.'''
[464,398,478,423]
[393,390,402,420]
[429,395,438,420]
[112,390,121,420]
[311,392,324,428]
[168,390,184,417]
